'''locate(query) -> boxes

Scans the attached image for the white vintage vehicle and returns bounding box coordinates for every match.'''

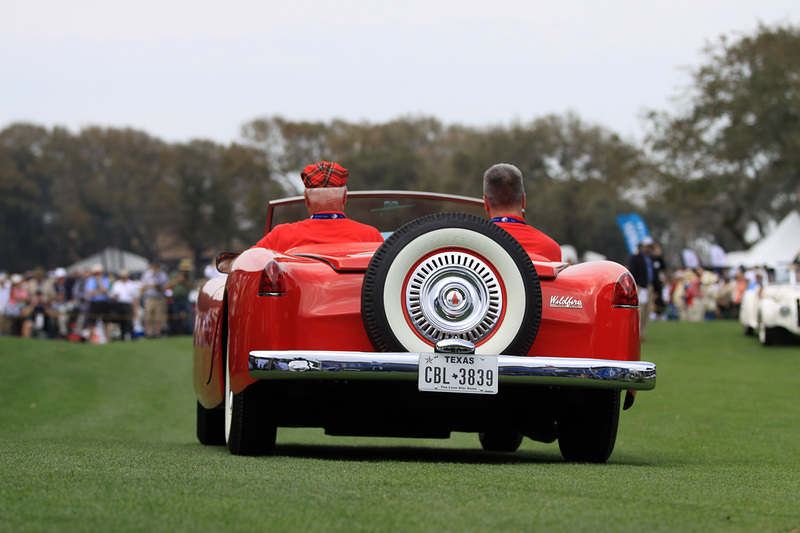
[740,265,800,345]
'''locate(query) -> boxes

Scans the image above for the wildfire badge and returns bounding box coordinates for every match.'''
[550,295,583,309]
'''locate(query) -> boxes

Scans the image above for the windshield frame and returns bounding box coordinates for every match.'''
[263,190,486,236]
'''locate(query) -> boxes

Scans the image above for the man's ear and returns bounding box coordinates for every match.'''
[483,196,491,217]
[521,193,526,211]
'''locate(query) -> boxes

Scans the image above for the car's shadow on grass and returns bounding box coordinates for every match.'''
[195,440,657,465]
[201,442,654,466]
[271,443,562,464]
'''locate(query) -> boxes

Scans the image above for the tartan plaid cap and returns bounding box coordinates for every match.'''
[301,161,348,188]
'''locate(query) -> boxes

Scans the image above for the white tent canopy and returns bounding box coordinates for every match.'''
[582,250,607,262]
[67,247,150,275]
[559,245,607,264]
[725,211,800,268]
[560,245,578,264]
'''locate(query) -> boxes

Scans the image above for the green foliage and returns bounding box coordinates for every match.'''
[0,125,282,271]
[0,124,61,268]
[0,113,651,270]
[65,127,173,261]
[647,23,800,250]
[1,322,799,532]
[241,113,649,262]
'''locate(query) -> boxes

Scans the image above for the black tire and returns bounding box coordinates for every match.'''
[479,431,523,452]
[362,213,542,355]
[226,385,277,456]
[225,338,276,456]
[557,389,621,463]
[196,401,226,446]
[759,322,776,346]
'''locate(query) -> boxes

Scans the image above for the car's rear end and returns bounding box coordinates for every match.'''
[233,216,653,461]
[194,194,656,461]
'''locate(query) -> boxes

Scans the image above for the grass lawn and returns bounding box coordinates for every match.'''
[0,321,798,532]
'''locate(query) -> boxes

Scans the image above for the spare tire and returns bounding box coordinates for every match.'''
[361,213,542,355]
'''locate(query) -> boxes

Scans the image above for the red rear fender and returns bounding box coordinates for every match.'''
[533,261,640,362]
[193,275,228,407]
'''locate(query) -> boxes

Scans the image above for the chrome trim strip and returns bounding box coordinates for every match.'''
[248,351,656,390]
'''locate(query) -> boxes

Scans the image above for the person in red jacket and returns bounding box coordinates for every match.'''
[253,161,383,253]
[482,163,562,262]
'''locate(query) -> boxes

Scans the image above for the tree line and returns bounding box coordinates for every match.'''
[1,23,797,274]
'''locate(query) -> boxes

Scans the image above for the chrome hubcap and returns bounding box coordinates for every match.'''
[405,251,502,343]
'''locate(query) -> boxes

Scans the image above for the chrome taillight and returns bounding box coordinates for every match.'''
[258,260,285,296]
[612,271,638,308]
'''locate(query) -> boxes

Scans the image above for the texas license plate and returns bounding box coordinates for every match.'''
[418,353,498,394]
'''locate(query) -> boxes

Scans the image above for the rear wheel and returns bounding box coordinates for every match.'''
[225,336,277,456]
[479,431,523,452]
[557,389,620,463]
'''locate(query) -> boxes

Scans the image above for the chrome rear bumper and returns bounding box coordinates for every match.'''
[249,351,656,391]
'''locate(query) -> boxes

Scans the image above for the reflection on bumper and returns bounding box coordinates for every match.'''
[249,351,656,391]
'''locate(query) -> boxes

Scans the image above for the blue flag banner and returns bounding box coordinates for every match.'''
[616,213,650,254]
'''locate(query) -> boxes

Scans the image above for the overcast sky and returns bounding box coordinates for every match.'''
[1,1,797,145]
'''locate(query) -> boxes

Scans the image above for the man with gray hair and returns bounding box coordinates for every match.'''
[483,163,561,261]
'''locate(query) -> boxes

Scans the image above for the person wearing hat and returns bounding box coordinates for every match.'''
[482,163,562,262]
[167,259,196,336]
[26,267,56,304]
[626,236,656,341]
[51,267,71,301]
[253,161,383,253]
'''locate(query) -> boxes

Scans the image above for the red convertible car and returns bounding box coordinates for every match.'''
[193,191,656,462]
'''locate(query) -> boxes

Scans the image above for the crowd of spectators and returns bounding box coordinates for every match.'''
[0,259,205,343]
[624,238,779,327]
[654,265,769,323]
[1,252,783,344]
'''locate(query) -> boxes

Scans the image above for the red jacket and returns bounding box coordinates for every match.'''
[492,216,562,262]
[253,212,383,253]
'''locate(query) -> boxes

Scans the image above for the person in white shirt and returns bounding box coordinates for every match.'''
[110,269,141,341]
